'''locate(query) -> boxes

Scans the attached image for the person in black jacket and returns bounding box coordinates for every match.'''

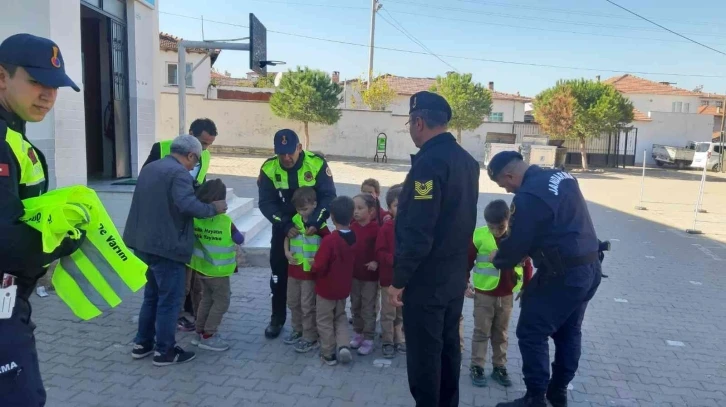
[0,33,84,407]
[257,129,336,339]
[387,91,480,407]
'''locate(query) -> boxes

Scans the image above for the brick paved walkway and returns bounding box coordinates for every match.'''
[32,157,726,406]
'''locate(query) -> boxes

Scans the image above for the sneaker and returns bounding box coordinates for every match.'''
[350,333,363,349]
[177,317,195,332]
[152,346,196,367]
[338,347,352,364]
[321,353,337,366]
[199,334,230,352]
[395,343,406,354]
[491,366,513,387]
[283,331,303,345]
[294,339,320,353]
[382,343,396,359]
[357,339,374,356]
[470,365,487,387]
[191,333,202,346]
[131,343,154,359]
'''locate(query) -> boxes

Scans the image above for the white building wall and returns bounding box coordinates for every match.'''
[159,50,211,96]
[633,112,714,165]
[159,93,520,162]
[127,0,159,176]
[626,94,702,114]
[2,0,87,189]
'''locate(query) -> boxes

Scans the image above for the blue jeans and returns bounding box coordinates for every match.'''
[134,251,186,355]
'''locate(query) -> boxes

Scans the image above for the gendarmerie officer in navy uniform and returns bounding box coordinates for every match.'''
[487,151,602,407]
[0,33,84,406]
[387,91,479,407]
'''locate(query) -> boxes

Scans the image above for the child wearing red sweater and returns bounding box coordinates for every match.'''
[466,200,533,388]
[312,196,357,366]
[349,194,380,356]
[361,178,390,223]
[375,185,405,359]
[282,187,330,353]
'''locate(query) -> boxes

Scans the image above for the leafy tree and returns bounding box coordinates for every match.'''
[269,67,343,150]
[350,74,397,111]
[254,74,276,88]
[429,72,492,144]
[534,79,634,169]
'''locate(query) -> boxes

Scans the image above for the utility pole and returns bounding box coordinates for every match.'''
[367,0,381,89]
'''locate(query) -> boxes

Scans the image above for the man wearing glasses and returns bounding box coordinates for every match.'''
[124,135,227,366]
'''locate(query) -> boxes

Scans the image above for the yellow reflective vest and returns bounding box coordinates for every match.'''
[159,139,210,185]
[21,185,147,320]
[288,214,322,272]
[5,127,46,197]
[261,151,324,190]
[189,214,237,277]
[472,226,523,293]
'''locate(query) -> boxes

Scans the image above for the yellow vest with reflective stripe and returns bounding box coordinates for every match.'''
[20,185,148,320]
[189,214,237,277]
[5,127,45,196]
[159,139,210,184]
[261,151,325,190]
[289,214,321,272]
[472,226,523,293]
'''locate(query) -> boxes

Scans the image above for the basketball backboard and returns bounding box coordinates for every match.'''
[249,13,267,76]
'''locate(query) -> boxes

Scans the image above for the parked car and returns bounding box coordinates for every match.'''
[691,142,723,172]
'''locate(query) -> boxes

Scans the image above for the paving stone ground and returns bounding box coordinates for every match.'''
[33,156,726,407]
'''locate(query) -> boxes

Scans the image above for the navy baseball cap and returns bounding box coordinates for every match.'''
[0,34,80,92]
[487,151,523,180]
[274,129,300,154]
[409,91,452,122]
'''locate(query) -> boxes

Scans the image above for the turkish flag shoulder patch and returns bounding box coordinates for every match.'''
[0,163,9,177]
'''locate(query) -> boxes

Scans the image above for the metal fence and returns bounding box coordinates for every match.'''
[512,123,638,168]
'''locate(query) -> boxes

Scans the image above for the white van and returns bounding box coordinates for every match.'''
[691,142,723,172]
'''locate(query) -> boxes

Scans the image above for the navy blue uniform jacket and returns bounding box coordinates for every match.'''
[393,133,480,295]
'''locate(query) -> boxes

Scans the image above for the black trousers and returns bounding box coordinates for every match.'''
[269,231,288,326]
[0,301,46,407]
[403,289,464,407]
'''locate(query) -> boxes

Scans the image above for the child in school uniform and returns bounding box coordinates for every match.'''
[361,178,390,223]
[311,196,357,365]
[349,194,380,356]
[375,185,405,359]
[283,187,330,353]
[466,200,533,388]
[189,179,245,352]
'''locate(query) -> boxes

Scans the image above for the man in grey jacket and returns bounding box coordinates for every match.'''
[124,135,227,366]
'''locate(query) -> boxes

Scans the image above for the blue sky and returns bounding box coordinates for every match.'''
[159,0,726,98]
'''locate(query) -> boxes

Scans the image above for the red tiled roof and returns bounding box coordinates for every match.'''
[160,32,220,63]
[698,105,723,116]
[211,71,255,87]
[633,108,651,122]
[603,74,701,97]
[349,75,531,101]
[699,92,726,100]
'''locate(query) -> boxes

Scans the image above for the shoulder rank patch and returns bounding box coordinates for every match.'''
[414,180,433,200]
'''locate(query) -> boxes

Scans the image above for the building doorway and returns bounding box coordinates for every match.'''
[80,3,130,179]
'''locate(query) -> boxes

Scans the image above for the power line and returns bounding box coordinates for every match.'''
[377,9,458,72]
[158,11,726,78]
[388,9,726,47]
[383,0,726,38]
[239,0,726,42]
[604,0,726,56]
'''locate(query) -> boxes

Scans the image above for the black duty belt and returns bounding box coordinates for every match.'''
[561,252,599,268]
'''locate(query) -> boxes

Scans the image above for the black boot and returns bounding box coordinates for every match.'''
[546,382,568,407]
[495,391,547,407]
[265,316,283,339]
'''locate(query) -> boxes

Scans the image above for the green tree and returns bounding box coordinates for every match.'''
[350,75,397,111]
[429,72,492,144]
[534,79,634,170]
[269,67,343,150]
[254,74,276,88]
